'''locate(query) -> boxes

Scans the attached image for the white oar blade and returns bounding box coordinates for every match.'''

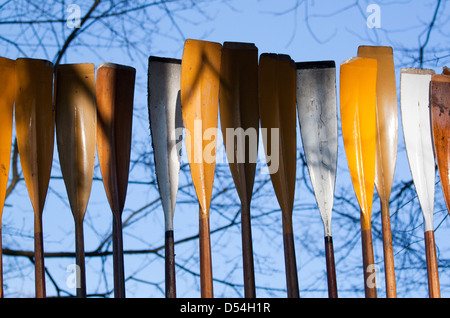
[296,61,338,237]
[400,68,436,232]
[148,56,182,231]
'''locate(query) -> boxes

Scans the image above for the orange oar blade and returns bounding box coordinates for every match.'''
[431,73,450,215]
[55,63,96,221]
[0,57,15,217]
[180,39,222,217]
[15,58,55,216]
[340,57,377,230]
[96,63,135,217]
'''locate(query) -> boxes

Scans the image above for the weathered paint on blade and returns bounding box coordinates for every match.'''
[259,53,297,222]
[357,46,398,202]
[219,42,259,208]
[96,63,136,217]
[296,61,337,237]
[340,57,377,231]
[0,57,15,219]
[15,58,54,216]
[180,39,222,218]
[400,68,436,232]
[55,63,96,222]
[148,56,182,232]
[430,73,450,215]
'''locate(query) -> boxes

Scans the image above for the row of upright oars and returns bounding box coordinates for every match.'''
[0,57,135,298]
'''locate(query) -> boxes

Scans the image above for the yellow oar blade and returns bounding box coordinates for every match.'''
[180,39,222,217]
[55,63,96,221]
[15,58,54,216]
[0,57,15,217]
[340,57,377,231]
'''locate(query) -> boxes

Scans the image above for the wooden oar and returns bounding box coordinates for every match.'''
[55,63,96,297]
[15,58,54,298]
[340,57,378,298]
[259,53,299,298]
[296,60,338,298]
[0,57,15,298]
[430,72,450,215]
[357,46,398,298]
[96,62,136,298]
[180,39,222,298]
[400,68,440,298]
[219,42,259,298]
[148,56,182,298]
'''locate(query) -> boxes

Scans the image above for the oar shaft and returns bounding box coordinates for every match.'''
[424,230,440,298]
[75,221,86,298]
[112,215,125,298]
[199,207,213,298]
[165,230,176,298]
[380,199,396,297]
[324,236,338,298]
[34,213,46,298]
[282,217,299,298]
[361,227,377,298]
[0,227,3,298]
[241,201,256,298]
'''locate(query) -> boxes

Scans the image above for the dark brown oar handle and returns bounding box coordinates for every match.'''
[75,220,86,298]
[112,215,125,298]
[199,209,213,298]
[324,236,338,298]
[424,230,440,298]
[361,228,377,298]
[282,217,299,298]
[34,214,46,298]
[241,201,256,298]
[165,230,176,298]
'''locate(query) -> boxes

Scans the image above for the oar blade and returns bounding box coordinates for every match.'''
[148,56,182,232]
[339,57,377,230]
[55,63,96,221]
[96,63,136,217]
[400,68,436,232]
[259,53,297,217]
[357,46,398,201]
[180,39,222,217]
[296,60,337,237]
[0,57,15,216]
[15,58,54,216]
[430,73,450,215]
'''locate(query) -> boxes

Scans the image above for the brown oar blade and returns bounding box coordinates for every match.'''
[219,42,259,298]
[357,46,398,298]
[340,57,378,298]
[431,73,450,215]
[0,57,15,298]
[15,58,54,298]
[181,39,222,298]
[259,53,298,298]
[55,63,96,297]
[96,62,136,298]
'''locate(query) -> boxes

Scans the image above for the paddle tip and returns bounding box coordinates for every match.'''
[16,57,53,68]
[223,42,257,50]
[97,62,136,73]
[357,45,393,54]
[295,60,335,70]
[400,67,435,76]
[432,73,450,83]
[260,53,295,68]
[148,56,181,65]
[56,63,95,74]
[340,56,377,69]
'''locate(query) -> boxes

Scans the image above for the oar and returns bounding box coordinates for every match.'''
[340,57,378,298]
[0,57,15,298]
[357,46,398,298]
[430,71,450,215]
[259,53,299,298]
[15,58,54,298]
[400,68,440,298]
[55,63,96,297]
[148,56,182,298]
[219,42,259,298]
[180,39,222,298]
[296,60,338,298]
[96,62,136,298]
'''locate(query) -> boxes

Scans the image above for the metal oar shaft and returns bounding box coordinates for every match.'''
[324,236,338,298]
[165,230,176,298]
[34,213,45,298]
[424,230,440,298]
[199,207,213,298]
[361,226,377,298]
[112,215,125,298]
[241,201,256,298]
[380,199,396,297]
